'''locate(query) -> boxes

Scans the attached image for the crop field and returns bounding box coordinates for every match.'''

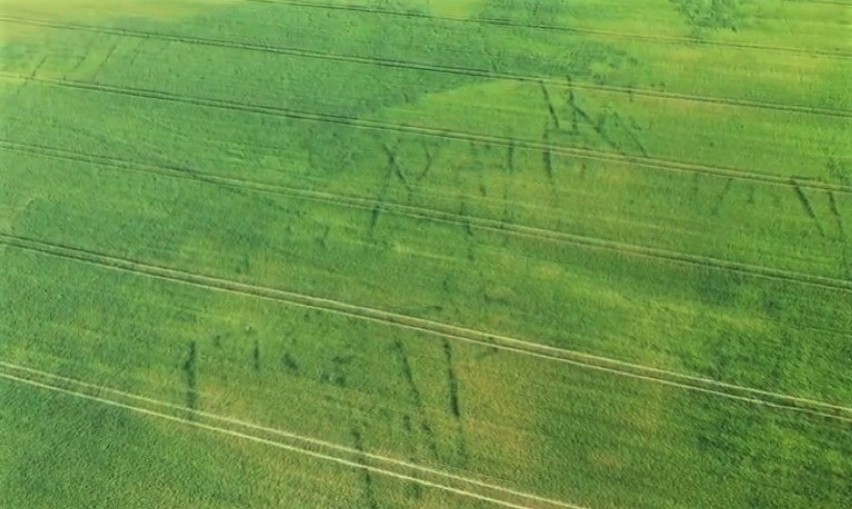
[0,0,850,507]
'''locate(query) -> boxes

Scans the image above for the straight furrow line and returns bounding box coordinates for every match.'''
[3,140,850,293]
[0,16,848,119]
[2,74,849,196]
[242,0,852,59]
[0,369,581,509]
[1,233,850,422]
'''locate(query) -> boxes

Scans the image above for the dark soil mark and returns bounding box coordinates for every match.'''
[281,352,300,373]
[182,340,198,413]
[394,340,424,408]
[791,179,826,237]
[320,353,351,388]
[712,178,735,216]
[540,80,561,130]
[392,341,440,459]
[382,143,413,195]
[442,339,461,419]
[506,141,516,174]
[542,129,556,184]
[610,112,649,157]
[92,41,120,80]
[252,339,260,372]
[317,224,331,249]
[27,55,48,82]
[415,142,436,183]
[351,427,380,509]
[566,76,580,133]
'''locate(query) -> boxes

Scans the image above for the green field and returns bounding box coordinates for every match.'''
[1,1,850,507]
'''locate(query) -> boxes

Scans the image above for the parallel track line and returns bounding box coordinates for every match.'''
[4,140,851,293]
[2,73,849,196]
[0,16,848,118]
[2,233,850,422]
[242,0,852,59]
[0,371,566,509]
[0,361,585,509]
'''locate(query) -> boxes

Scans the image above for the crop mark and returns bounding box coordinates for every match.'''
[442,339,462,419]
[351,427,380,509]
[565,76,580,134]
[92,40,120,80]
[1,16,849,118]
[610,112,649,157]
[415,143,436,183]
[791,179,826,237]
[26,55,48,83]
[383,143,414,196]
[253,339,261,371]
[712,178,735,216]
[281,352,300,373]
[393,340,440,459]
[540,80,561,130]
[182,340,198,414]
[6,73,852,195]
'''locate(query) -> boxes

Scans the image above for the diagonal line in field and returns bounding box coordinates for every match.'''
[2,233,851,423]
[3,139,851,294]
[0,16,848,119]
[0,361,587,509]
[241,0,852,59]
[0,370,583,509]
[1,73,850,196]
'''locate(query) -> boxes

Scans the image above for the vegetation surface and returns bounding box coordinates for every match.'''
[1,1,850,508]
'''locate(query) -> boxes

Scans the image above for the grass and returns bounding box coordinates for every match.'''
[1,0,850,508]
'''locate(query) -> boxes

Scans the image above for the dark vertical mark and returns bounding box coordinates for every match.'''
[182,341,198,414]
[746,183,757,205]
[610,113,649,157]
[506,141,516,175]
[127,39,144,67]
[566,75,579,134]
[542,129,556,184]
[28,55,48,81]
[459,201,476,261]
[317,224,331,249]
[394,340,424,408]
[253,339,260,372]
[92,41,120,81]
[416,143,434,183]
[281,352,300,373]
[442,340,461,419]
[392,341,440,460]
[351,427,380,509]
[540,80,561,130]
[712,178,734,216]
[791,179,825,237]
[382,143,413,194]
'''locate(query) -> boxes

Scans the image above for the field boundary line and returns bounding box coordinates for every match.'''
[0,15,849,119]
[241,0,852,59]
[3,140,851,293]
[0,361,586,509]
[2,73,850,196]
[0,370,575,509]
[2,233,851,422]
